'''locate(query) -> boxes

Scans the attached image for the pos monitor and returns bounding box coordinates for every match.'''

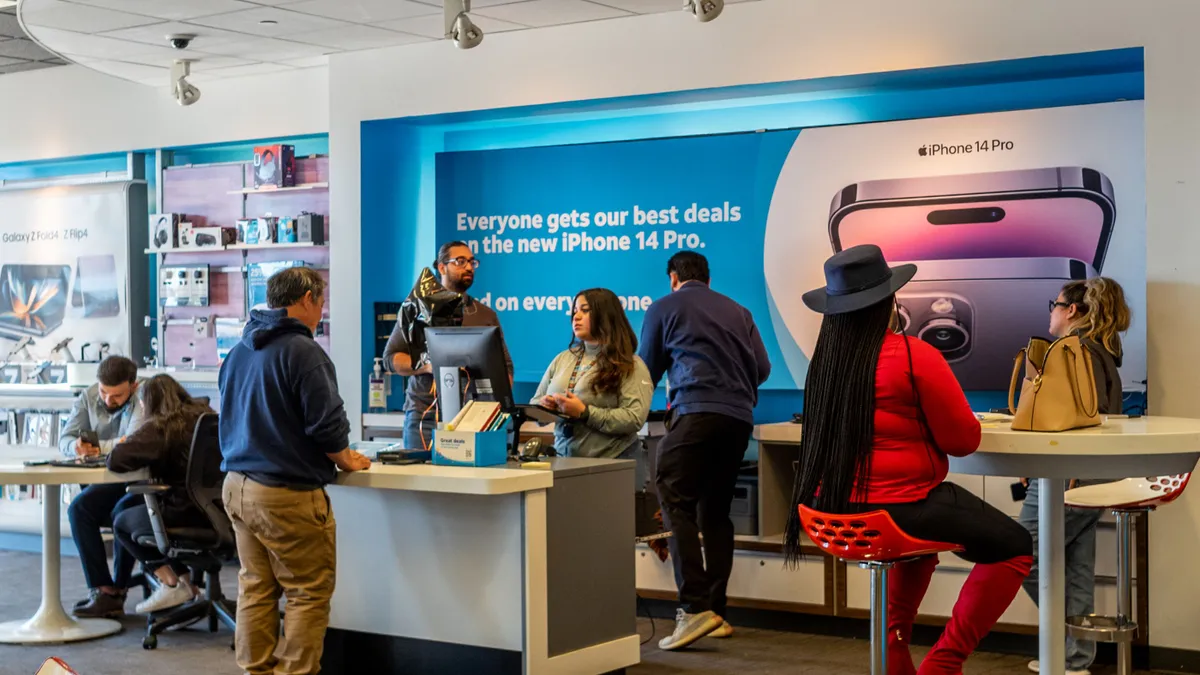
[425,326,513,427]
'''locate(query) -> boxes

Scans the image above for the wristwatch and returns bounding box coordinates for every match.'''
[579,405,590,422]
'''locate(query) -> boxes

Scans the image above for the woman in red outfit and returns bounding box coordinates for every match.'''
[785,245,1033,675]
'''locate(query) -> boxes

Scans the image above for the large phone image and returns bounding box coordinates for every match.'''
[828,167,1115,390]
[0,264,71,339]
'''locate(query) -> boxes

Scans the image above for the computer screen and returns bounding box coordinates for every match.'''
[425,326,513,423]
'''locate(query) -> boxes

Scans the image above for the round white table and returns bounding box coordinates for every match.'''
[949,416,1200,675]
[0,446,147,644]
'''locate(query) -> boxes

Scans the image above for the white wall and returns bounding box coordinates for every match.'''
[328,0,1200,652]
[0,63,328,164]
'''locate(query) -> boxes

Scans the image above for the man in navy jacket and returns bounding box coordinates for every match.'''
[638,252,771,651]
[219,266,369,675]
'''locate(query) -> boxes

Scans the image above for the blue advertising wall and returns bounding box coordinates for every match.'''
[435,130,800,386]
[361,48,1145,418]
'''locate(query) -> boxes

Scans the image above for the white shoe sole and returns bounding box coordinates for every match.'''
[658,614,723,651]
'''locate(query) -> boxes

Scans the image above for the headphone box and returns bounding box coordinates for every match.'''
[247,217,277,245]
[177,221,195,247]
[277,217,297,244]
[296,212,325,244]
[148,213,181,251]
[252,144,296,189]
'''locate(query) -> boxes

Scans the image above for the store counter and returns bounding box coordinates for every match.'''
[322,456,639,675]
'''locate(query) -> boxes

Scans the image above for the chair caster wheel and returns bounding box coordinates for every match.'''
[143,635,157,650]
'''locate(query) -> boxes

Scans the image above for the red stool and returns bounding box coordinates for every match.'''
[798,504,964,675]
[1063,473,1192,675]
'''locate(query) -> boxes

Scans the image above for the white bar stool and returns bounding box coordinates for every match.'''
[1063,473,1191,675]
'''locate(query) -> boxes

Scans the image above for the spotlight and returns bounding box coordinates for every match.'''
[170,59,201,106]
[684,0,724,22]
[444,0,484,49]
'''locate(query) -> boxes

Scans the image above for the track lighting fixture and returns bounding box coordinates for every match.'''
[445,0,484,49]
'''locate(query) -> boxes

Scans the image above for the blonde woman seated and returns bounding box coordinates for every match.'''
[533,288,653,458]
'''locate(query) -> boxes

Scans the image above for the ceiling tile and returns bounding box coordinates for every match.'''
[98,21,253,51]
[289,24,428,50]
[84,57,168,82]
[187,6,348,37]
[285,0,440,23]
[20,0,159,33]
[0,60,58,73]
[184,55,256,71]
[379,13,526,40]
[474,0,632,27]
[278,54,327,68]
[0,11,24,37]
[26,26,191,61]
[65,0,261,21]
[200,61,295,78]
[194,36,331,60]
[0,37,57,60]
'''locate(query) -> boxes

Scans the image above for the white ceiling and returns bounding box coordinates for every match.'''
[17,0,758,86]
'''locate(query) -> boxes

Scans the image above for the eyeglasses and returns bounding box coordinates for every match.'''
[1049,300,1070,312]
[442,257,480,270]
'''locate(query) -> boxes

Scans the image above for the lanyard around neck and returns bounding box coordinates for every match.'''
[566,350,594,394]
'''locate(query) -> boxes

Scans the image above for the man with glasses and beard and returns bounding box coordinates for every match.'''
[382,241,514,450]
[63,355,146,618]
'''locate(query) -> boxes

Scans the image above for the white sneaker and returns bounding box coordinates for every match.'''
[1028,660,1090,675]
[658,609,723,651]
[136,582,195,614]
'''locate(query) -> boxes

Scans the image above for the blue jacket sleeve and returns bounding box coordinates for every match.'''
[748,312,771,385]
[298,360,351,456]
[637,304,668,388]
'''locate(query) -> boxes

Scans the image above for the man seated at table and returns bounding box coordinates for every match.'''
[61,355,146,618]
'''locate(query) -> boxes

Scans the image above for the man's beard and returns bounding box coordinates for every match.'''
[104,400,127,414]
[448,274,474,294]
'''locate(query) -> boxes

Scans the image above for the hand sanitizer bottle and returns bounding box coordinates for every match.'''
[368,358,387,413]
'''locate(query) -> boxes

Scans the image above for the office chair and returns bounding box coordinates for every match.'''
[127,413,237,650]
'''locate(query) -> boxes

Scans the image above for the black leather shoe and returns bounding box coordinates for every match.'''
[73,589,126,618]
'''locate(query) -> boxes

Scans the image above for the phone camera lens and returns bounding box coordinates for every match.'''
[918,318,969,354]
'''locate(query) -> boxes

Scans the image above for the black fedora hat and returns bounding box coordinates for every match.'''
[802,245,918,315]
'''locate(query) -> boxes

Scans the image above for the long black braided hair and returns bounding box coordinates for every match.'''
[784,295,895,566]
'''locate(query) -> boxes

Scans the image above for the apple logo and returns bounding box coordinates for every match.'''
[918,145,928,157]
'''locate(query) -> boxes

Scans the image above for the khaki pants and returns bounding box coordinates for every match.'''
[223,472,336,675]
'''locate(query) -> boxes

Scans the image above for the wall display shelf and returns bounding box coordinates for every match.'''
[227,182,328,195]
[152,154,331,369]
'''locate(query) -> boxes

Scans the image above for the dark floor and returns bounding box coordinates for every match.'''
[0,549,1170,674]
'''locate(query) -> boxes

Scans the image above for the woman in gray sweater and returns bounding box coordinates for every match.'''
[533,288,653,458]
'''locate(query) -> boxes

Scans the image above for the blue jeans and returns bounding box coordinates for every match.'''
[1018,480,1101,671]
[67,483,141,591]
[402,410,436,451]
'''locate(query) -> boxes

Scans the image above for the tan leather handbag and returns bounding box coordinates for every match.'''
[1008,335,1101,432]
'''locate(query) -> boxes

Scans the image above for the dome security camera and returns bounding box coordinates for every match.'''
[167,33,195,50]
[685,0,724,22]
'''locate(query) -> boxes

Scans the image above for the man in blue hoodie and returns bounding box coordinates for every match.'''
[638,251,771,651]
[219,266,369,675]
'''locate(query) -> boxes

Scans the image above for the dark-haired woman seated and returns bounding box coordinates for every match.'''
[107,374,215,615]
[786,245,1032,675]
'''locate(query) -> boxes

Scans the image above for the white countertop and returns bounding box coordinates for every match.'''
[755,416,1200,455]
[362,412,668,438]
[333,462,553,495]
[0,445,147,485]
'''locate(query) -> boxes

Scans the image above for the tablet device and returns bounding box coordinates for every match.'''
[513,404,570,425]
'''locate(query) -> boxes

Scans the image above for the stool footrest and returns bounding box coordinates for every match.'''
[1066,614,1137,643]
